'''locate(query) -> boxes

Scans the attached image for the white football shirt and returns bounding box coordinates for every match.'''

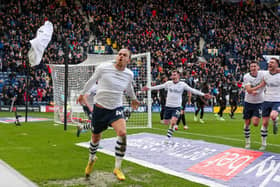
[243,70,266,103]
[80,63,136,109]
[150,81,204,108]
[263,72,280,102]
[87,84,98,96]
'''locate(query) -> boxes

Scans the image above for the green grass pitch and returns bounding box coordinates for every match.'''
[0,111,279,187]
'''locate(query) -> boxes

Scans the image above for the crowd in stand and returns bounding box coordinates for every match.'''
[0,0,279,107]
[0,0,90,106]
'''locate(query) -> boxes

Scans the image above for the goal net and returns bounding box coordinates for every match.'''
[49,52,152,129]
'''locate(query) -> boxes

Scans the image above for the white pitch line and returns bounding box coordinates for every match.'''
[0,160,38,187]
[152,127,280,148]
[273,175,280,183]
[0,121,9,124]
[71,124,280,148]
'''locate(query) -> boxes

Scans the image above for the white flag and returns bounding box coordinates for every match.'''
[28,21,53,67]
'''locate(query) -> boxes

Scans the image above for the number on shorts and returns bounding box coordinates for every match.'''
[116,110,123,116]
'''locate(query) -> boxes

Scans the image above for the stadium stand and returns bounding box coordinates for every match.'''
[0,0,279,107]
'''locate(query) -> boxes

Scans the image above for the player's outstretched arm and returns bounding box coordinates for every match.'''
[183,83,205,96]
[126,82,140,110]
[77,95,86,105]
[83,94,93,112]
[142,83,167,91]
[203,93,213,100]
[131,99,140,110]
[200,96,208,105]
[141,86,149,91]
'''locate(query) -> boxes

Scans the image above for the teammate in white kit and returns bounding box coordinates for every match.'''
[242,61,266,149]
[142,70,211,141]
[251,58,280,150]
[77,49,140,180]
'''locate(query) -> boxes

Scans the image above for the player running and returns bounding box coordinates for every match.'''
[250,58,280,150]
[194,82,209,124]
[142,70,211,143]
[176,72,191,130]
[229,79,240,119]
[242,61,266,149]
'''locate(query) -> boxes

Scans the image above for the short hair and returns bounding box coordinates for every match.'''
[161,75,167,81]
[249,60,259,66]
[119,48,131,59]
[271,57,280,66]
[172,70,180,74]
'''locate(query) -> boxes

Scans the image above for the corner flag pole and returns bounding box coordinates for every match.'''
[27,20,53,122]
[25,58,30,122]
[64,39,69,131]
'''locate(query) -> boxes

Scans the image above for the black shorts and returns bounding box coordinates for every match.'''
[91,104,124,134]
[164,106,181,120]
[243,102,262,119]
[229,98,238,106]
[219,98,226,106]
[196,99,204,108]
[262,101,280,117]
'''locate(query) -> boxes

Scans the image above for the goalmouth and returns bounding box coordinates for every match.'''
[49,52,152,129]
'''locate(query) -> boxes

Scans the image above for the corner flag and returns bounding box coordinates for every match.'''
[28,21,53,67]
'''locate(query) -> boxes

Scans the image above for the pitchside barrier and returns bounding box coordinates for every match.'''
[213,106,243,114]
[151,105,244,113]
[0,106,40,112]
[9,105,243,114]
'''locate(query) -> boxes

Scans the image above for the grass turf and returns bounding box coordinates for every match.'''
[0,111,279,186]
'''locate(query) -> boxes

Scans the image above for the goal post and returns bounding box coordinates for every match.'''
[49,52,152,129]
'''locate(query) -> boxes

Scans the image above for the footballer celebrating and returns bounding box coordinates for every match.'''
[251,58,280,150]
[77,48,140,180]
